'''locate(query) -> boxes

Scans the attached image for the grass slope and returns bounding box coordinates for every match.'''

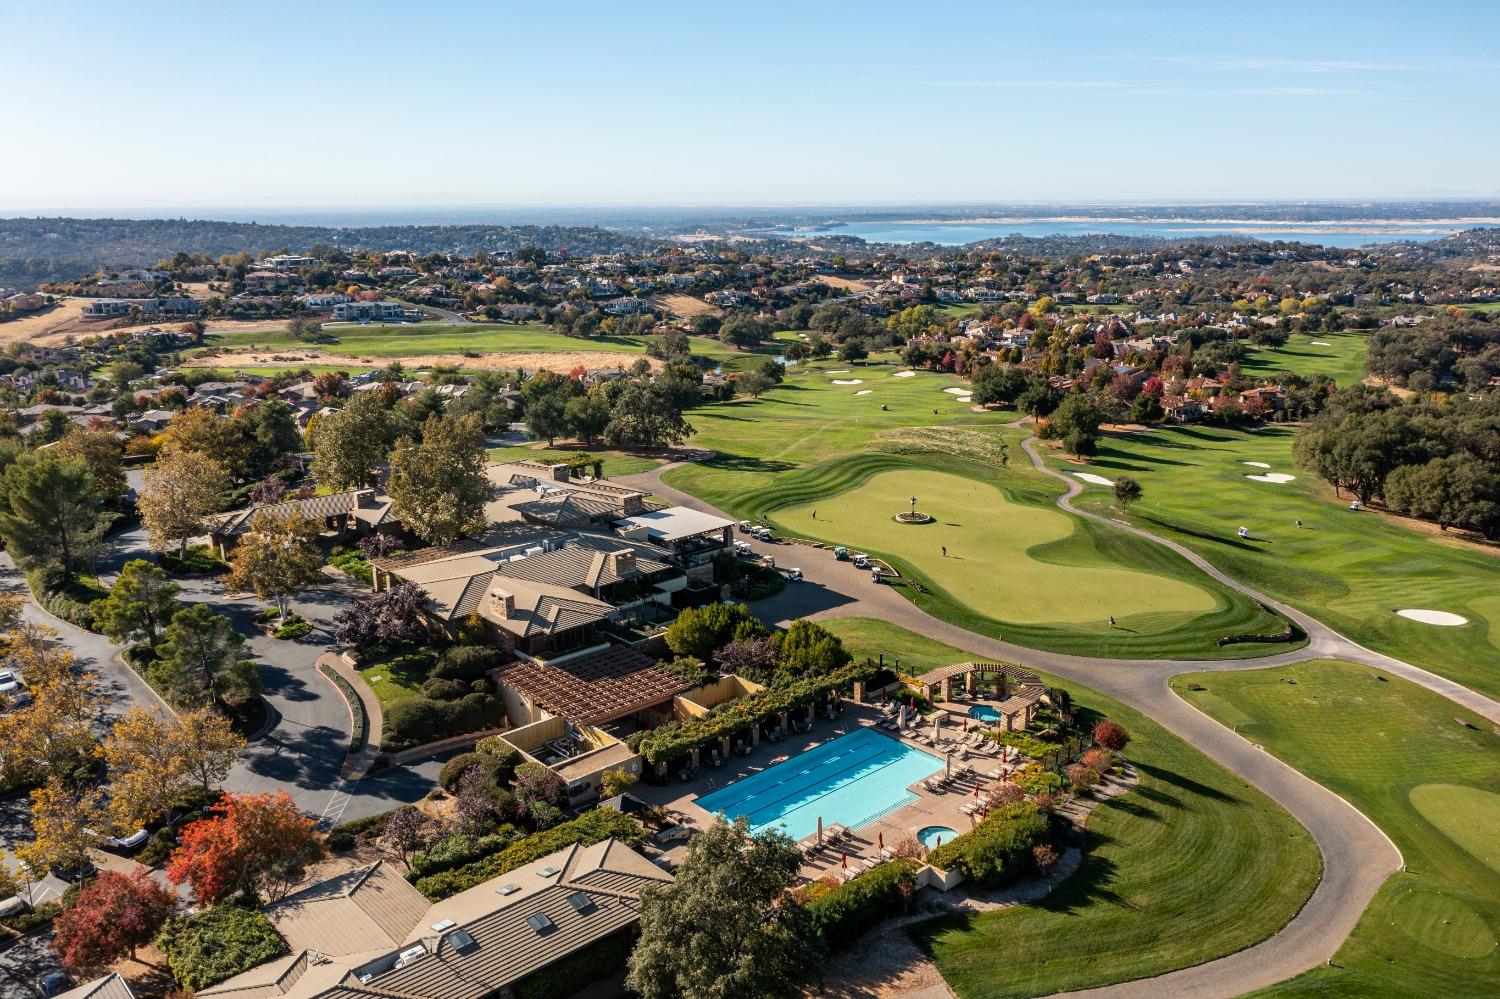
[1046,423,1500,697]
[1173,660,1499,997]
[1243,329,1370,387]
[486,443,663,478]
[823,618,1321,998]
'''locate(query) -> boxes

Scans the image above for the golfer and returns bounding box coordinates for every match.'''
[941,545,947,557]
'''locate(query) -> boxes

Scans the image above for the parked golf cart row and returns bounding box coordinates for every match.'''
[732,538,801,582]
[737,520,777,542]
[834,547,887,583]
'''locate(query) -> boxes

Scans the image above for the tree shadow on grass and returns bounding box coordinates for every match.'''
[1134,761,1237,804]
[1136,516,1265,553]
[704,453,796,473]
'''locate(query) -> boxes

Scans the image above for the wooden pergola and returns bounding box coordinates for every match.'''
[491,646,695,727]
[915,662,1047,731]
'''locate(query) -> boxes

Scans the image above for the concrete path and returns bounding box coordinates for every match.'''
[619,453,1500,997]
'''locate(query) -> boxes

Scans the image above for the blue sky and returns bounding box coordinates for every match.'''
[2,0,1497,210]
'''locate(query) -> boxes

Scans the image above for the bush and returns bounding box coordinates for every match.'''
[160,544,229,575]
[0,900,62,934]
[318,663,367,754]
[439,749,521,792]
[327,549,373,584]
[413,810,647,900]
[156,905,288,991]
[273,616,312,640]
[432,645,504,682]
[806,859,916,950]
[383,692,503,751]
[926,802,1050,887]
[26,567,104,630]
[422,676,470,702]
[409,828,519,878]
[326,809,394,852]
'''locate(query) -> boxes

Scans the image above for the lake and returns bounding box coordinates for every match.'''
[777,219,1495,248]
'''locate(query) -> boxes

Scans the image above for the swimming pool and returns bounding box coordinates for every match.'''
[968,704,1000,724]
[695,727,944,841]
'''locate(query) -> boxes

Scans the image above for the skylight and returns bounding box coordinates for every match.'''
[496,883,520,895]
[446,928,478,954]
[430,918,455,932]
[526,913,556,936]
[566,892,598,916]
[537,866,560,878]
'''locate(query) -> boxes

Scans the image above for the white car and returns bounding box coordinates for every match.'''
[0,671,21,693]
[104,828,150,852]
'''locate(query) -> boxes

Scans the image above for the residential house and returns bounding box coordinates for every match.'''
[332,300,410,322]
[244,271,297,294]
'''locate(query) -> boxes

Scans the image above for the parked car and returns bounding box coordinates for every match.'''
[0,671,21,693]
[38,972,71,998]
[49,859,97,883]
[103,828,150,853]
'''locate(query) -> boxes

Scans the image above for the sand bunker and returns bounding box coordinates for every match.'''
[831,379,863,385]
[1246,472,1296,483]
[854,389,872,396]
[827,369,851,374]
[1396,609,1469,626]
[942,387,970,395]
[1073,472,1114,486]
[1310,340,1332,346]
[1242,461,1271,469]
[892,370,916,378]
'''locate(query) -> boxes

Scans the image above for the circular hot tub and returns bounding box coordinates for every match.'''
[917,825,960,850]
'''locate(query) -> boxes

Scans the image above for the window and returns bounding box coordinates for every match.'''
[526,913,556,936]
[566,892,598,916]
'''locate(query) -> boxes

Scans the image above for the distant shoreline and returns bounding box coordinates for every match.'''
[796,215,1500,230]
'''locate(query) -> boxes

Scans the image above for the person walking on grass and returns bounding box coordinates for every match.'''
[1108,615,1116,628]
[941,545,947,557]
[812,509,816,521]
[1296,518,1302,529]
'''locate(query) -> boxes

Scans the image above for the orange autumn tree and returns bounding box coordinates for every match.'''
[51,869,176,969]
[166,792,324,904]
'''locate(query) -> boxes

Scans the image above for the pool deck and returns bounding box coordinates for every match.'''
[629,702,1025,881]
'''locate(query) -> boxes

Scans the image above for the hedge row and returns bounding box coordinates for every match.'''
[383,691,503,751]
[413,809,647,900]
[806,859,917,950]
[318,662,367,754]
[409,828,519,879]
[26,568,100,630]
[636,659,877,766]
[926,802,1050,887]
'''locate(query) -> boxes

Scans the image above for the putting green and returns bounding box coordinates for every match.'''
[774,468,1217,626]
[1410,784,1500,874]
[1389,888,1496,959]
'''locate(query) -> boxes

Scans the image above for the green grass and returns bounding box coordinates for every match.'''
[777,467,1217,625]
[1458,302,1500,313]
[1045,424,1500,697]
[356,652,434,709]
[486,443,664,478]
[1243,329,1370,387]
[1173,659,1500,997]
[822,618,1322,998]
[665,364,1290,659]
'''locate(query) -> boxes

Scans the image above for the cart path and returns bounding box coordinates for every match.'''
[620,454,1499,998]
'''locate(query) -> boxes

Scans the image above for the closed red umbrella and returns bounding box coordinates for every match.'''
[878,832,884,849]
[840,852,848,870]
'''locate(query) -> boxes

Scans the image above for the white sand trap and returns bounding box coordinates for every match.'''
[892,370,917,378]
[956,396,973,403]
[854,389,872,396]
[827,369,850,374]
[1396,609,1468,626]
[831,378,863,385]
[942,387,970,395]
[1310,340,1332,346]
[1241,461,1271,469]
[1073,472,1114,486]
[1246,472,1296,483]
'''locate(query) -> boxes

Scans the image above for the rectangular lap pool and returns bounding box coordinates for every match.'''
[694,727,943,841]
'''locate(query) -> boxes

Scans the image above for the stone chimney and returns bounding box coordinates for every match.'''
[551,463,570,482]
[611,550,636,576]
[490,588,516,619]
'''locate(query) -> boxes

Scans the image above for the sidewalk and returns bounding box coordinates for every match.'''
[317,652,384,780]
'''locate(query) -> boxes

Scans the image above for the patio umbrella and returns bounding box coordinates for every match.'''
[878,832,884,850]
[945,752,951,778]
[973,784,980,798]
[817,816,823,846]
[841,852,848,870]
[897,704,907,730]
[932,712,943,741]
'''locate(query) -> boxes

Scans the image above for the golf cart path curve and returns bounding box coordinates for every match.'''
[619,453,1499,998]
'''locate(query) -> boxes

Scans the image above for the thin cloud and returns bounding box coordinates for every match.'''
[919,79,1126,90]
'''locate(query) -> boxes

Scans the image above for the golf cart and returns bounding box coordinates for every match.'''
[786,568,804,582]
[851,553,871,569]
[737,520,753,533]
[733,540,754,557]
[833,546,849,560]
[753,526,775,542]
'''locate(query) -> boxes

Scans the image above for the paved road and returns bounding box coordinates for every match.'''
[619,454,1500,998]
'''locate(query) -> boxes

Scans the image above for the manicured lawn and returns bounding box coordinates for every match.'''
[1172,659,1500,997]
[1242,329,1370,387]
[666,364,1289,659]
[1045,424,1500,697]
[356,652,434,709]
[822,618,1321,999]
[486,443,664,478]
[776,468,1217,625]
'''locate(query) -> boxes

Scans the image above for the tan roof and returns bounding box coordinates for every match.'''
[266,862,430,958]
[490,645,692,725]
[53,975,136,999]
[211,489,377,536]
[477,575,612,637]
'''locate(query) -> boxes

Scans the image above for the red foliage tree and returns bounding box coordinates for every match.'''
[1093,719,1130,752]
[51,869,176,968]
[166,792,325,904]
